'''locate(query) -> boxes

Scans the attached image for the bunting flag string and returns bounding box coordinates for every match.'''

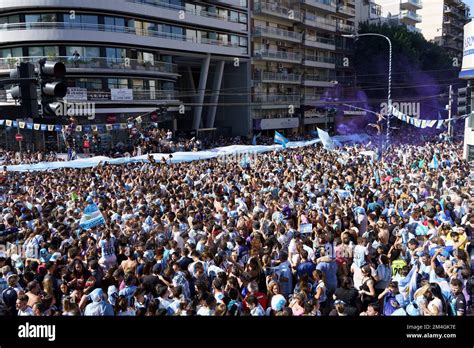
[389,105,471,129]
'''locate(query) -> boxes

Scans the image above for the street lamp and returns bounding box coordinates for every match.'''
[342,33,392,151]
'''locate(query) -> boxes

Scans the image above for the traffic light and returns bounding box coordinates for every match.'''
[9,62,39,118]
[457,82,472,116]
[38,59,67,117]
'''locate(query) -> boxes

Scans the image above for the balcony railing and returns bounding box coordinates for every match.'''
[66,89,178,102]
[304,14,337,28]
[254,2,302,21]
[400,10,422,21]
[0,56,178,74]
[254,26,303,41]
[336,22,355,33]
[304,36,336,47]
[126,0,245,24]
[254,50,302,61]
[303,54,335,64]
[254,94,301,103]
[301,0,337,10]
[337,5,356,16]
[303,75,336,82]
[0,22,240,48]
[254,71,302,82]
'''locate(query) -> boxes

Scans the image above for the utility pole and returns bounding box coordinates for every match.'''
[448,85,453,139]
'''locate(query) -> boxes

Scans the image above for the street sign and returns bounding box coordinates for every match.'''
[15,133,24,141]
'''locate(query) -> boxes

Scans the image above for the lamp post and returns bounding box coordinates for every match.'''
[342,33,392,151]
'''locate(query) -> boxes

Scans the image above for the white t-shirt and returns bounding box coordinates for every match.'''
[427,298,443,316]
[353,245,368,268]
[18,307,34,316]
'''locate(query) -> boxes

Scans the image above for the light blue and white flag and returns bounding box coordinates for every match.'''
[274,131,289,148]
[429,154,439,170]
[374,168,380,185]
[79,202,106,230]
[317,128,335,150]
[336,189,352,200]
[436,119,444,129]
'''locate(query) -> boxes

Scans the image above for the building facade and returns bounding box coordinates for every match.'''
[251,0,355,135]
[0,0,251,150]
[417,0,470,60]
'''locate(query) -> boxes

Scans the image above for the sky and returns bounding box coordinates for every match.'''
[465,0,474,13]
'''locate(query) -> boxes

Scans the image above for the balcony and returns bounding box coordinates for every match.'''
[253,2,302,22]
[336,5,356,18]
[303,14,336,32]
[400,10,422,24]
[304,36,336,50]
[0,22,245,57]
[254,26,303,43]
[253,94,301,109]
[336,22,355,33]
[0,56,179,77]
[302,75,337,87]
[253,50,302,63]
[301,95,324,105]
[400,0,422,11]
[304,115,334,124]
[253,71,302,84]
[300,0,337,13]
[303,54,335,68]
[126,0,246,32]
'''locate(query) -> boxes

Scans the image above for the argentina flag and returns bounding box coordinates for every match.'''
[274,131,289,148]
[79,202,106,230]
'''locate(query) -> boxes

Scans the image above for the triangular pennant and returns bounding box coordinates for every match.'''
[40,124,47,131]
[420,120,427,129]
[120,123,128,129]
[436,119,444,129]
[54,125,61,132]
[414,119,422,127]
[26,123,33,130]
[13,121,18,127]
[136,116,142,124]
[5,120,12,127]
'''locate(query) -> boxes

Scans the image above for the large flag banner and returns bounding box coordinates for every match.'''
[79,202,106,230]
[274,131,289,148]
[317,128,335,150]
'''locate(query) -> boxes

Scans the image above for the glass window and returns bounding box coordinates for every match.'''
[230,11,239,22]
[12,47,22,58]
[0,48,11,59]
[239,36,248,47]
[208,32,217,40]
[132,79,144,90]
[170,0,183,6]
[163,81,174,91]
[28,47,43,57]
[81,15,98,25]
[66,46,84,58]
[187,29,197,42]
[85,47,100,58]
[0,17,7,26]
[185,3,196,14]
[104,16,115,31]
[143,52,154,64]
[171,26,183,36]
[41,13,57,22]
[133,20,143,35]
[43,46,59,57]
[88,79,103,91]
[231,35,239,46]
[239,12,247,24]
[218,33,228,43]
[8,15,20,24]
[218,8,228,19]
[25,14,41,23]
[115,17,125,29]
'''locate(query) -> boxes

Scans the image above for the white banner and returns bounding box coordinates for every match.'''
[65,87,88,101]
[461,21,474,79]
[111,88,133,101]
[259,117,299,130]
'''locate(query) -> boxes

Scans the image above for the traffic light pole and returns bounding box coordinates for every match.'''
[448,85,453,139]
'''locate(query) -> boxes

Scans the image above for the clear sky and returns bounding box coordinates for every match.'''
[465,0,474,13]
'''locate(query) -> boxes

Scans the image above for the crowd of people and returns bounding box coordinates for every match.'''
[0,133,472,317]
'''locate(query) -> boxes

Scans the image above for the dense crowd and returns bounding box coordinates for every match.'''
[0,135,472,317]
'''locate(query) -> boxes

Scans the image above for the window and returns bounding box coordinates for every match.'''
[187,29,197,42]
[76,78,103,91]
[41,13,57,22]
[218,8,228,19]
[171,26,183,36]
[25,14,41,23]
[66,46,84,58]
[230,11,239,22]
[108,78,129,89]
[43,46,59,57]
[84,47,100,58]
[132,79,145,90]
[28,47,43,57]
[81,15,98,25]
[231,35,239,46]
[239,36,248,47]
[218,33,228,44]
[104,16,115,31]
[239,12,247,24]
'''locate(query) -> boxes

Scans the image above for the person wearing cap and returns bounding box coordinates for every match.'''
[2,273,18,316]
[82,288,114,316]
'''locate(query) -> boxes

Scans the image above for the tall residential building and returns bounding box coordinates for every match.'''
[417,0,470,60]
[251,0,355,135]
[375,0,423,33]
[356,0,383,25]
[0,0,251,149]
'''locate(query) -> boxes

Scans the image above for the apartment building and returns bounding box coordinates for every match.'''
[418,0,470,60]
[251,0,356,135]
